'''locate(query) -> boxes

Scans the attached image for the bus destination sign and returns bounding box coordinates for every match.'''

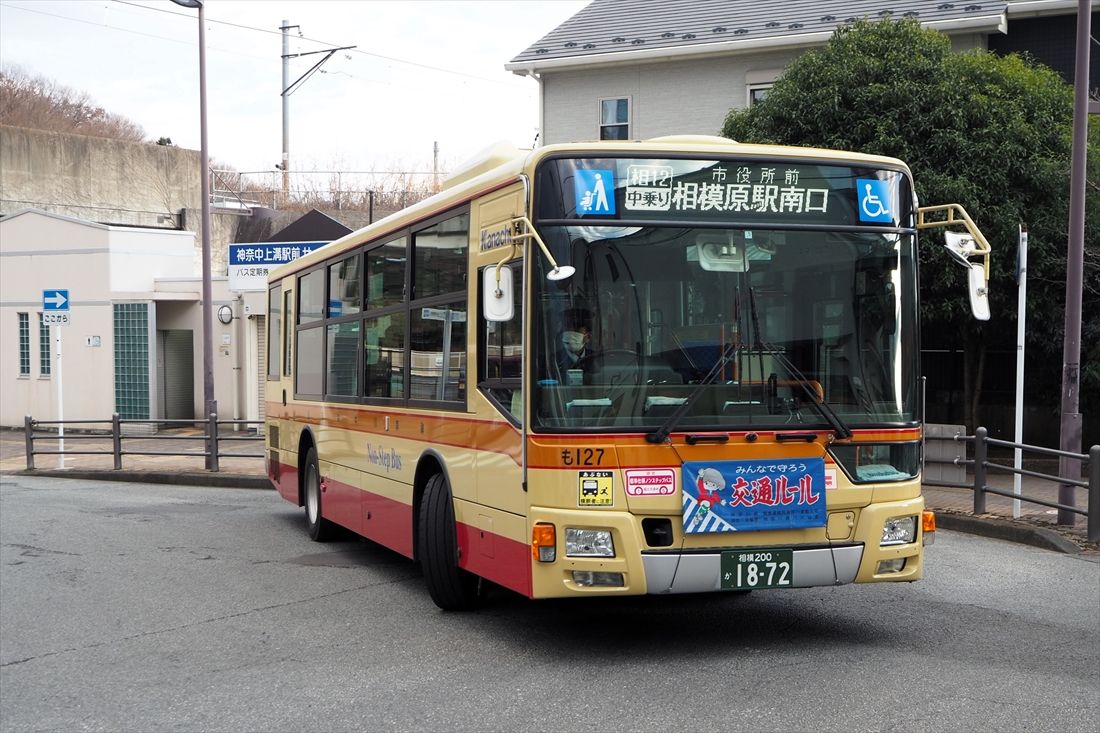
[552,158,906,228]
[620,163,829,217]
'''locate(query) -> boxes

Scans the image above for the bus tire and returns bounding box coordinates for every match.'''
[418,473,479,611]
[304,447,336,542]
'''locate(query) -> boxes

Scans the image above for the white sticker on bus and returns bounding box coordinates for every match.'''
[624,468,677,496]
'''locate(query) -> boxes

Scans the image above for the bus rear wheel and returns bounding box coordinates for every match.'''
[304,447,336,542]
[418,473,479,611]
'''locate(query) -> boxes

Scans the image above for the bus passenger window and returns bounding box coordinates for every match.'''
[267,284,281,380]
[283,289,293,377]
[365,313,406,399]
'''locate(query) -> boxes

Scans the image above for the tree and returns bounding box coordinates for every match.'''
[0,64,146,142]
[722,19,1098,434]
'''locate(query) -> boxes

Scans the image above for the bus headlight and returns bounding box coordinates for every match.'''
[881,515,917,546]
[565,528,615,557]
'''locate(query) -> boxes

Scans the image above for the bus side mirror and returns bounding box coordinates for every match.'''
[965,262,990,321]
[944,232,990,321]
[483,265,515,322]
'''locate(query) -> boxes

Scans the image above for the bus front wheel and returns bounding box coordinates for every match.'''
[304,447,336,542]
[418,473,479,611]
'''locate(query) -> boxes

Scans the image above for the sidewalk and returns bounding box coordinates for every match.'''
[1,427,1095,553]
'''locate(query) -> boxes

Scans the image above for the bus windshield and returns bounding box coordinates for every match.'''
[530,157,919,433]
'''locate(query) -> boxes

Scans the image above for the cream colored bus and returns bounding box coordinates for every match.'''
[265,136,990,610]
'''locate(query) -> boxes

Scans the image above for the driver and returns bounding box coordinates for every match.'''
[556,307,599,378]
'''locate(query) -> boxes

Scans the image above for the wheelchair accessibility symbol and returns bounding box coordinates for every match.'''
[857,178,893,223]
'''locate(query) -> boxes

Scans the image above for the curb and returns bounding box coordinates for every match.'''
[9,469,272,491]
[931,510,1082,554]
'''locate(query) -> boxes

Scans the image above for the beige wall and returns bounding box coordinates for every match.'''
[537,31,991,145]
[0,125,247,278]
[153,278,242,420]
[0,210,196,426]
[539,48,805,144]
[0,126,201,228]
[1,214,114,424]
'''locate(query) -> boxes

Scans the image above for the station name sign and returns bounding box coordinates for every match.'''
[228,242,328,292]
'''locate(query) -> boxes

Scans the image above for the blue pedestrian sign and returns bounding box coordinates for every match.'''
[574,168,616,216]
[43,289,70,312]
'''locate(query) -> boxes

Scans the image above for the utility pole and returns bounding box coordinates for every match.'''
[1013,224,1027,518]
[279,22,355,208]
[280,20,295,204]
[171,0,216,468]
[1056,0,1091,526]
[433,141,439,189]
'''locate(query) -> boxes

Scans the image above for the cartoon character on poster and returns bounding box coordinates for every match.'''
[691,467,726,525]
[681,458,828,534]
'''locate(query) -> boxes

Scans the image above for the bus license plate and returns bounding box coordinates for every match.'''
[721,549,794,590]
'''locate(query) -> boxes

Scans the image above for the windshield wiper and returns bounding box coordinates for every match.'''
[645,340,737,444]
[747,288,852,440]
[645,287,853,444]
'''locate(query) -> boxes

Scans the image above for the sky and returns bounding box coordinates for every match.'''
[0,0,590,184]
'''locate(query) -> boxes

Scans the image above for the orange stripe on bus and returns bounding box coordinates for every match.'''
[267,402,522,464]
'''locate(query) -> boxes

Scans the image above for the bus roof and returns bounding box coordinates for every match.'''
[268,136,911,282]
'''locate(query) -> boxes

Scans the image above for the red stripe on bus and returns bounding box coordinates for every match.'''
[271,462,299,504]
[271,462,415,558]
[272,460,531,593]
[361,488,415,559]
[456,521,533,598]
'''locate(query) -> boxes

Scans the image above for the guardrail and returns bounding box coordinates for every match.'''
[924,426,1099,542]
[23,414,264,473]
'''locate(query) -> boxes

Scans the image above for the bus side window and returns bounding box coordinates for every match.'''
[267,283,281,381]
[283,288,293,377]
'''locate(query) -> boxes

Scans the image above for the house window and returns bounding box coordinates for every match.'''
[599,98,630,140]
[748,83,773,106]
[39,314,51,376]
[17,313,29,376]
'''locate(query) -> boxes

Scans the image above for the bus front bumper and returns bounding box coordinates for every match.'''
[642,544,863,594]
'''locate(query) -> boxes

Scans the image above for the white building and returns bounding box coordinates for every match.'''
[0,209,266,429]
[507,0,1090,144]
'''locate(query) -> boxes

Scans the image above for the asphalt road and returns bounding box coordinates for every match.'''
[1,474,1097,733]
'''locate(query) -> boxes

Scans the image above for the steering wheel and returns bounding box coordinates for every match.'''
[595,348,642,387]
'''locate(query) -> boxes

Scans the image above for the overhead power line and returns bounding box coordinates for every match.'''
[109,0,530,87]
[0,1,267,59]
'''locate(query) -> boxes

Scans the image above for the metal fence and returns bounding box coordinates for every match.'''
[20,415,1098,541]
[23,414,264,473]
[924,426,1099,542]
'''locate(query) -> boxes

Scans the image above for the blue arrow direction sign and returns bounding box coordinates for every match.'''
[43,289,70,311]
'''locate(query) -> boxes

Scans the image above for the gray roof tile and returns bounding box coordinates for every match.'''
[509,0,1009,66]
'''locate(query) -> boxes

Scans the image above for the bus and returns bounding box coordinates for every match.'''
[264,135,991,610]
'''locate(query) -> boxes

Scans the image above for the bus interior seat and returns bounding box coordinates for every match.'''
[643,395,688,418]
[565,397,614,420]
